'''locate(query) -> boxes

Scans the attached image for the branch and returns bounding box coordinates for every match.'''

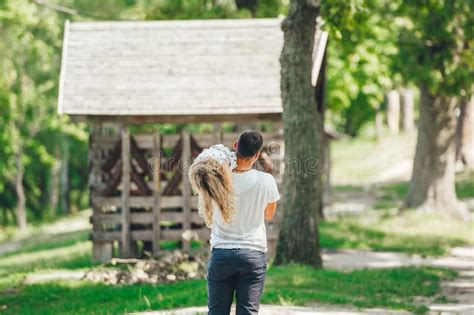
[34,0,78,15]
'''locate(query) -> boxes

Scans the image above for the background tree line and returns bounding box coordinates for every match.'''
[0,0,472,233]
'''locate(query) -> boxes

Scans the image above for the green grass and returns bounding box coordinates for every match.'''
[0,278,208,315]
[372,171,474,209]
[320,213,470,256]
[263,265,455,314]
[456,170,474,199]
[0,213,458,314]
[1,132,471,314]
[1,267,452,314]
[0,249,455,315]
[324,170,474,256]
[331,132,417,184]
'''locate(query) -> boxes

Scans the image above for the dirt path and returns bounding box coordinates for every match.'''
[134,304,411,315]
[323,247,474,314]
[428,247,474,314]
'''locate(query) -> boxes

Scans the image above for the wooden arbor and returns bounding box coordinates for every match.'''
[57,18,327,262]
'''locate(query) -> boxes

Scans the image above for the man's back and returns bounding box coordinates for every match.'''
[210,169,280,253]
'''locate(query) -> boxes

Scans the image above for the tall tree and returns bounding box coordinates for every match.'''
[0,0,62,229]
[274,0,322,267]
[397,0,473,214]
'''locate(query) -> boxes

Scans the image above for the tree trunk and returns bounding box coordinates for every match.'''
[456,95,474,168]
[49,157,61,215]
[315,33,327,220]
[14,146,27,231]
[400,88,415,132]
[60,141,70,213]
[386,89,400,134]
[274,1,322,267]
[375,108,384,141]
[405,83,465,215]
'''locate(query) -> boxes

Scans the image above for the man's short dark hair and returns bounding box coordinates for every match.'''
[236,130,263,158]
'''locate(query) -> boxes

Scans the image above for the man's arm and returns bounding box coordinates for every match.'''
[264,202,277,220]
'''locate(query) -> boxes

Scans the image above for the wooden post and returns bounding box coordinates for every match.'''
[90,122,113,263]
[212,123,223,144]
[152,132,162,254]
[120,127,131,258]
[181,130,192,252]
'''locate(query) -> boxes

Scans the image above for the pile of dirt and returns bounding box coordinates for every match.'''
[83,250,208,285]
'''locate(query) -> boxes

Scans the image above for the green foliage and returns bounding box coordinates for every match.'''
[1,0,471,227]
[142,0,251,20]
[394,0,473,95]
[255,0,282,17]
[0,0,88,225]
[0,0,288,227]
[322,0,398,135]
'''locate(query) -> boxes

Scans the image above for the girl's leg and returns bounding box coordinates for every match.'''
[235,250,266,315]
[207,249,237,314]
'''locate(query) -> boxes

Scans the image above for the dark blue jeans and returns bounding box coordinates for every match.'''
[207,248,267,315]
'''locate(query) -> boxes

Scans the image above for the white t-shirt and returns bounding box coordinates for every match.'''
[210,169,280,253]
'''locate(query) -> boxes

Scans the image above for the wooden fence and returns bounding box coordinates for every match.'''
[88,127,283,262]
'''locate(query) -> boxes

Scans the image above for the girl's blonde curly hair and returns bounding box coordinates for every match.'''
[188,158,234,227]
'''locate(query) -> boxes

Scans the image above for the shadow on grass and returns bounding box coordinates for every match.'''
[320,221,466,257]
[0,278,208,315]
[263,265,455,314]
[336,170,473,212]
[0,265,455,315]
[456,170,474,199]
[0,243,94,279]
[1,229,90,258]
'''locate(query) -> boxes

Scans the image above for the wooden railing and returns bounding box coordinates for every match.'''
[89,128,283,262]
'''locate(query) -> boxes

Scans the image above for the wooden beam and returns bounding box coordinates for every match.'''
[90,210,204,225]
[191,135,203,157]
[92,132,283,151]
[130,136,150,173]
[130,163,152,195]
[161,229,210,241]
[152,132,162,253]
[90,212,154,225]
[72,113,282,125]
[91,228,212,242]
[120,128,132,257]
[92,195,199,209]
[91,231,121,242]
[103,162,122,195]
[101,139,121,173]
[181,130,192,252]
[211,123,223,144]
[89,122,104,202]
[89,121,113,263]
[162,138,182,172]
[162,170,182,196]
[131,230,154,241]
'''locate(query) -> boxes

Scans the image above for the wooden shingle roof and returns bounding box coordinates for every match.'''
[58,18,287,123]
